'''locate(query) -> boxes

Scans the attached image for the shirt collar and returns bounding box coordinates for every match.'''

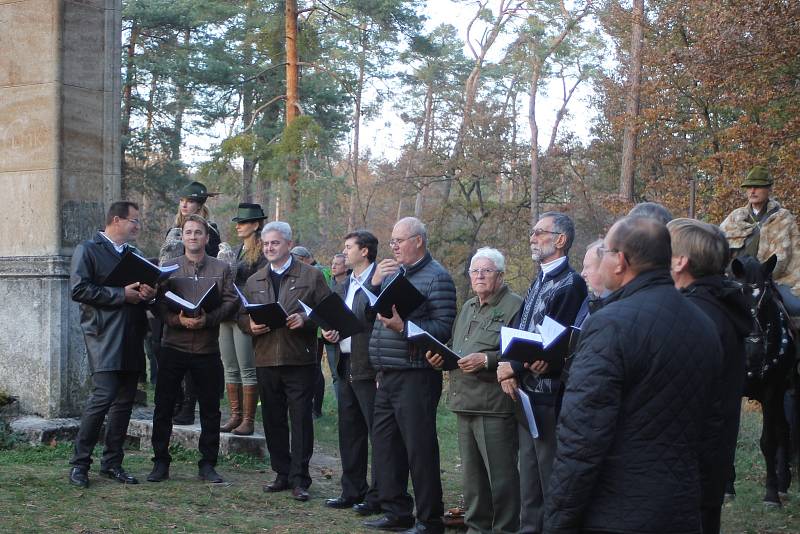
[540,256,567,277]
[100,231,126,254]
[270,255,293,275]
[351,263,374,286]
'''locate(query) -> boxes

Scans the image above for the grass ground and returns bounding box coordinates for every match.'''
[0,386,798,533]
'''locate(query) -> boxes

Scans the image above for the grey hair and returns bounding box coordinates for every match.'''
[262,221,292,242]
[587,238,604,251]
[471,247,506,272]
[396,216,428,246]
[628,202,673,225]
[540,211,576,254]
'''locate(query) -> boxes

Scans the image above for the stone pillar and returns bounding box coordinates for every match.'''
[0,0,122,417]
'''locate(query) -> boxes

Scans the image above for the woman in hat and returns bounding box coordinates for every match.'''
[159,181,222,264]
[218,203,268,435]
[159,181,221,425]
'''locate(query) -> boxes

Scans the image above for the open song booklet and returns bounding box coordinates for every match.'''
[297,294,363,341]
[407,321,461,371]
[103,249,179,287]
[500,316,569,368]
[163,283,221,317]
[234,285,288,330]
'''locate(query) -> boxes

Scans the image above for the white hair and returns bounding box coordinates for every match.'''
[471,247,505,272]
[396,216,427,245]
[262,221,292,242]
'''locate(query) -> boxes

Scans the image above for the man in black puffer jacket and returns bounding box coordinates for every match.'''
[544,216,723,534]
[668,218,751,534]
[364,217,457,534]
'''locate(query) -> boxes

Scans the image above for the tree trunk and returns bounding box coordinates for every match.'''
[285,0,300,214]
[529,63,542,226]
[348,28,368,230]
[240,2,256,201]
[121,23,139,138]
[619,0,645,202]
[170,29,192,163]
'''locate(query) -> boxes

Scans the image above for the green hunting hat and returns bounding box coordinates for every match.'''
[740,166,773,188]
[231,203,267,223]
[178,181,219,202]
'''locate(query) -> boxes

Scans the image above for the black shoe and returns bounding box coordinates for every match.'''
[325,496,360,509]
[262,476,290,493]
[400,522,444,534]
[147,462,170,482]
[99,466,139,484]
[291,486,310,502]
[69,467,89,488]
[198,464,224,484]
[353,501,382,516]
[363,515,414,531]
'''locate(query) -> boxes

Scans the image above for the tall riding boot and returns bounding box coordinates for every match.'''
[173,376,197,425]
[232,385,258,436]
[220,384,243,432]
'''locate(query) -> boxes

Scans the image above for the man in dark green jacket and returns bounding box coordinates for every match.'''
[427,247,522,534]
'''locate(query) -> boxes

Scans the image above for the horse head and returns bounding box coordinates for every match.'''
[730,254,793,395]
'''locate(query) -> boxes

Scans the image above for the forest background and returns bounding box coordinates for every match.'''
[121,0,800,298]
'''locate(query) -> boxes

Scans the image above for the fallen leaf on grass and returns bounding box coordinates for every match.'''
[320,468,334,479]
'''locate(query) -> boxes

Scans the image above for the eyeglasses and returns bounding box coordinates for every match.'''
[597,245,628,264]
[530,228,562,238]
[468,268,501,277]
[121,217,141,226]
[389,234,419,247]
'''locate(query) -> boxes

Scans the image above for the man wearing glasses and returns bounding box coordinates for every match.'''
[69,201,156,488]
[426,247,523,534]
[364,217,457,534]
[544,216,722,533]
[497,211,586,534]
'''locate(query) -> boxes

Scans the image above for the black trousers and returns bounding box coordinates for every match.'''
[71,370,139,470]
[151,347,223,467]
[337,354,379,505]
[257,364,316,489]
[372,368,443,524]
[313,339,325,414]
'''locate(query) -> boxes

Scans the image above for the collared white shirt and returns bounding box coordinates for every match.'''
[339,263,374,354]
[270,256,293,275]
[540,256,567,277]
[100,231,126,254]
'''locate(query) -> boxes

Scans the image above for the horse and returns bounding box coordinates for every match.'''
[730,254,798,506]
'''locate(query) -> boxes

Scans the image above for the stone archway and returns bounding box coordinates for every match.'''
[0,0,122,417]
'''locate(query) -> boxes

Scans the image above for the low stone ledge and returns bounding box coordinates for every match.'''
[127,418,266,459]
[10,416,81,444]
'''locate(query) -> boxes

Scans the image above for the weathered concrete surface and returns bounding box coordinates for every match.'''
[127,419,268,459]
[0,0,122,418]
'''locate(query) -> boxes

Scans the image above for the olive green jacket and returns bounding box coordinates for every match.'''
[447,284,522,415]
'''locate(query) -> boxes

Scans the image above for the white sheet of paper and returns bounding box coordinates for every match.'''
[517,387,539,439]
[356,281,379,306]
[164,291,195,309]
[538,315,567,349]
[407,320,424,337]
[234,285,251,306]
[501,326,543,353]
[297,299,313,316]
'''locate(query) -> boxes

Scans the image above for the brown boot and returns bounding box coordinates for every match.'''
[232,385,258,435]
[220,383,242,432]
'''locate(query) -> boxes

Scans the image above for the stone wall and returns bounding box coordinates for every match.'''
[0,0,122,417]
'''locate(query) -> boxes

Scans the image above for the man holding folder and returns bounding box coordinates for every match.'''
[149,214,237,484]
[239,221,329,502]
[321,230,382,515]
[426,247,523,534]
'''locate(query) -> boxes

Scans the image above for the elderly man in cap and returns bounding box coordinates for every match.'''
[720,166,800,302]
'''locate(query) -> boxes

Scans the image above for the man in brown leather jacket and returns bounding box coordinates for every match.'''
[148,214,237,484]
[239,221,330,501]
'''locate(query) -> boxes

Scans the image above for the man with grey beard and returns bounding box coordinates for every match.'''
[497,212,586,534]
